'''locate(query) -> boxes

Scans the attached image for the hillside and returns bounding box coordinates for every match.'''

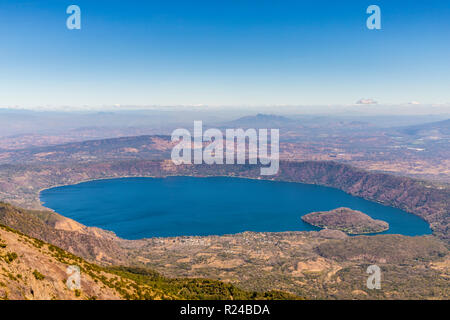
[0,202,128,265]
[0,202,448,300]
[0,223,121,300]
[0,222,297,300]
[398,119,450,138]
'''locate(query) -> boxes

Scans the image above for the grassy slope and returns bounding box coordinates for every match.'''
[0,223,298,300]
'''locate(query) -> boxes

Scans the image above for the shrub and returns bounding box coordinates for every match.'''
[33,270,45,280]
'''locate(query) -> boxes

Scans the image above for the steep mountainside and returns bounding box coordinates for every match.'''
[0,221,297,300]
[0,223,121,300]
[0,202,128,264]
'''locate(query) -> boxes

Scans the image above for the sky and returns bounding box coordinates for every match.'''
[1,0,450,109]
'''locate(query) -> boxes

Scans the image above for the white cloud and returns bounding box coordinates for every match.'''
[356,98,378,105]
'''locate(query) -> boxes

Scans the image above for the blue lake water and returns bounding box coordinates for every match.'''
[40,176,431,240]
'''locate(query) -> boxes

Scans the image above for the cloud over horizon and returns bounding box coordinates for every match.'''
[356,98,378,105]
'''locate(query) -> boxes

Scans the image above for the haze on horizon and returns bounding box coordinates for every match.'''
[1,1,450,110]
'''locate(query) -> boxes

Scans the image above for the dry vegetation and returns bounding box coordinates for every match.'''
[0,222,297,300]
[0,131,447,300]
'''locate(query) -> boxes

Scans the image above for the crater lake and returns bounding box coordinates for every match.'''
[40,176,431,240]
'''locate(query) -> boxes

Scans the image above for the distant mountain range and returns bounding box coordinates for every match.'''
[398,119,450,138]
[224,113,299,128]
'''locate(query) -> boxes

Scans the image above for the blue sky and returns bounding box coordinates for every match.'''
[1,0,450,108]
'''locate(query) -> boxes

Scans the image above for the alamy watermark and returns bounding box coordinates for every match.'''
[366,264,381,290]
[66,265,81,290]
[66,5,81,30]
[171,121,279,176]
[367,5,381,30]
[65,4,381,31]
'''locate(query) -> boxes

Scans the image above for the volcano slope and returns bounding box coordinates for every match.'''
[0,218,297,300]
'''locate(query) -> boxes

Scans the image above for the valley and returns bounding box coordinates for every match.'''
[0,115,448,300]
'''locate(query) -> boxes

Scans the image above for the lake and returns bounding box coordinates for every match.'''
[40,176,431,240]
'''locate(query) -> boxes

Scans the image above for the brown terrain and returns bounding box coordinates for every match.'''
[0,223,121,300]
[0,202,448,300]
[0,219,298,300]
[0,132,448,299]
[1,116,449,184]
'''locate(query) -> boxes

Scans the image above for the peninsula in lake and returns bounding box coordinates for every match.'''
[301,207,390,235]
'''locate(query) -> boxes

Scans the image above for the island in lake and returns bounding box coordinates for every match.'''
[301,207,389,235]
